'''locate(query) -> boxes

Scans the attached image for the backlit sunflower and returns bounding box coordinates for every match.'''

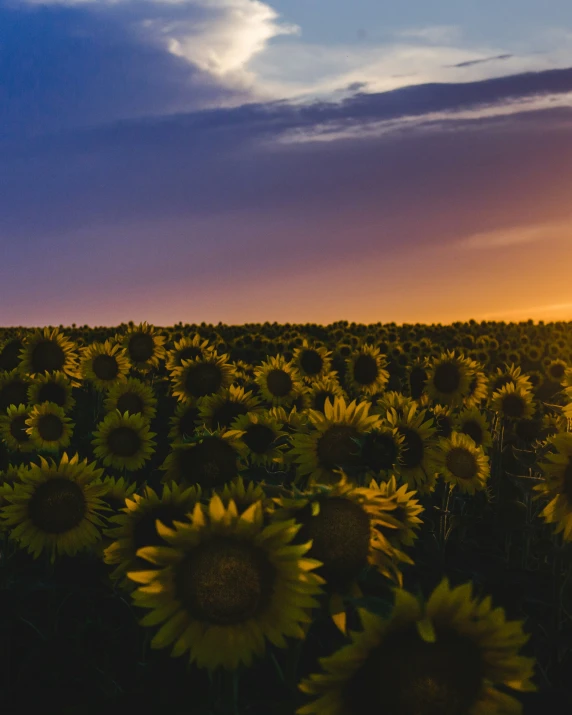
[118,322,166,373]
[92,410,156,472]
[344,344,390,398]
[170,353,236,403]
[369,475,424,548]
[352,425,405,484]
[455,407,493,450]
[27,371,76,412]
[127,495,325,671]
[103,377,157,421]
[434,432,490,495]
[292,339,333,380]
[0,404,36,452]
[490,383,534,421]
[103,482,201,591]
[79,339,131,392]
[160,428,247,490]
[25,402,74,453]
[196,384,262,432]
[297,578,536,715]
[18,328,81,382]
[305,376,346,413]
[533,431,572,541]
[225,410,288,468]
[165,334,214,372]
[254,355,305,408]
[0,452,108,563]
[424,351,472,407]
[289,396,381,487]
[385,405,438,495]
[0,369,31,414]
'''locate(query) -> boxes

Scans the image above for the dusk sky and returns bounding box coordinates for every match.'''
[2,0,572,326]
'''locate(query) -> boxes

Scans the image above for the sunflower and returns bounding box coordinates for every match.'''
[268,404,311,435]
[196,384,262,432]
[546,359,568,383]
[463,364,488,408]
[434,432,490,495]
[160,428,247,490]
[289,396,381,487]
[490,383,535,421]
[385,405,438,495]
[455,407,493,451]
[424,351,472,407]
[373,391,418,421]
[254,355,305,408]
[344,344,390,398]
[533,432,572,541]
[0,336,24,372]
[218,475,273,514]
[165,334,214,373]
[25,402,74,453]
[168,400,202,443]
[304,377,345,415]
[408,360,428,400]
[0,369,31,414]
[170,353,236,403]
[353,425,405,483]
[225,410,288,468]
[79,339,131,392]
[297,577,536,715]
[488,364,532,397]
[127,494,325,671]
[103,482,201,591]
[0,404,36,453]
[0,452,109,563]
[430,404,454,439]
[18,328,80,382]
[27,371,76,412]
[369,475,424,548]
[103,377,158,422]
[92,410,156,472]
[117,322,166,373]
[90,474,139,558]
[292,339,333,380]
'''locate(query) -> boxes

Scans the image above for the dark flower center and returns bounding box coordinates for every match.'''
[177,537,276,625]
[30,340,66,373]
[28,478,86,534]
[177,438,238,489]
[398,427,425,468]
[342,624,485,715]
[501,394,526,419]
[409,366,427,400]
[37,382,67,407]
[299,349,324,375]
[353,354,379,385]
[37,413,64,441]
[316,425,363,472]
[461,420,483,447]
[127,333,155,363]
[312,391,336,413]
[549,363,566,380]
[108,426,142,457]
[116,392,145,416]
[266,369,293,397]
[92,354,119,381]
[184,363,223,398]
[435,415,453,439]
[9,414,30,443]
[362,432,399,472]
[0,379,29,413]
[0,340,23,371]
[243,424,276,454]
[432,362,461,395]
[445,448,478,480]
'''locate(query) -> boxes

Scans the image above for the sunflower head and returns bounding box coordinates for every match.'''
[92,410,157,472]
[25,401,74,452]
[18,328,80,381]
[118,322,166,372]
[435,432,490,495]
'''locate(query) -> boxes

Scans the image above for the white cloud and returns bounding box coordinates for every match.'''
[456,217,572,250]
[392,25,462,44]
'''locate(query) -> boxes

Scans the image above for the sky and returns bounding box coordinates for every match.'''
[2,0,572,326]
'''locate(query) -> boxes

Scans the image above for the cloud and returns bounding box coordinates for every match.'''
[456,218,572,250]
[392,25,462,44]
[445,53,513,68]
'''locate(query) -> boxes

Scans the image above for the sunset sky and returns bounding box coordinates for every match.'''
[2,0,572,326]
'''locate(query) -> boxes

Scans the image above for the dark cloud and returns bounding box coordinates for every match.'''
[444,53,513,68]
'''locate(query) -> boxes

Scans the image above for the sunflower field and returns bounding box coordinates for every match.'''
[0,320,571,715]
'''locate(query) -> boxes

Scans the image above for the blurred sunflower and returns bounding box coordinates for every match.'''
[546,359,568,383]
[305,376,346,414]
[92,410,156,472]
[79,339,131,392]
[533,431,572,541]
[424,351,472,407]
[297,578,535,715]
[292,339,333,380]
[27,371,76,412]
[103,482,201,590]
[165,334,214,372]
[344,344,390,397]
[0,404,36,453]
[254,355,305,408]
[103,377,158,421]
[369,475,424,549]
[118,322,166,372]
[289,396,380,487]
[25,402,74,453]
[0,452,108,563]
[170,353,236,402]
[385,405,438,495]
[434,432,490,495]
[455,407,493,450]
[18,328,80,382]
[160,428,247,490]
[127,495,325,671]
[225,410,288,468]
[0,369,31,414]
[490,383,535,421]
[196,384,262,431]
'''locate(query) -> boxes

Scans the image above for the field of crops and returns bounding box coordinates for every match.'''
[0,320,571,715]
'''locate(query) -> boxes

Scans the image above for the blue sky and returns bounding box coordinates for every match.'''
[2,0,572,325]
